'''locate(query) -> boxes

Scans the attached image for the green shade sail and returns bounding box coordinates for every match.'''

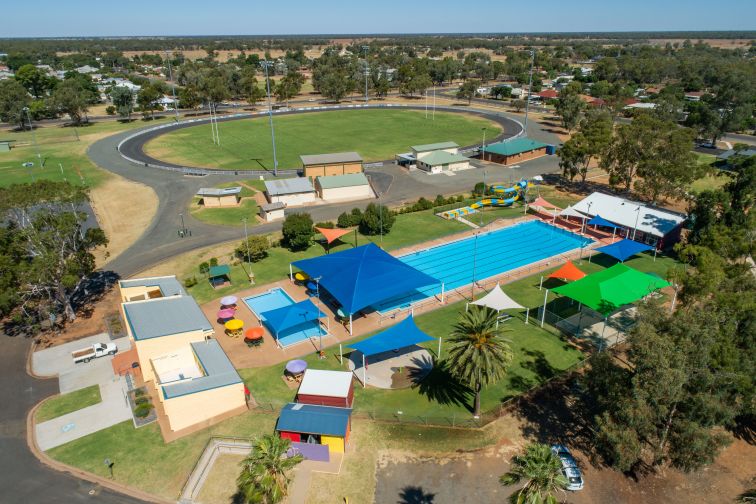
[551,263,670,315]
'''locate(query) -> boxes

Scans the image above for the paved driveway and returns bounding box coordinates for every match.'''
[32,334,135,450]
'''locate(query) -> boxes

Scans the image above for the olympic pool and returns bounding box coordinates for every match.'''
[373,220,592,312]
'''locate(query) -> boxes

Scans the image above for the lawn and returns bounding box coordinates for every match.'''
[186,208,470,304]
[143,109,500,171]
[0,118,164,188]
[36,385,102,423]
[190,197,259,227]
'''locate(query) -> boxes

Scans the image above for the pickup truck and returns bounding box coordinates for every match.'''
[72,343,118,364]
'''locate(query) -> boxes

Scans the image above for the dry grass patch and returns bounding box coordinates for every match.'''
[195,453,245,504]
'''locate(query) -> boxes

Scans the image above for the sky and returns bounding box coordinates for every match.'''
[2,0,755,38]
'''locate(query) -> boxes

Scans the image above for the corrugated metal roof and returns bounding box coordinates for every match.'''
[265,177,315,196]
[196,186,242,197]
[316,173,369,189]
[411,141,459,152]
[717,149,756,160]
[118,276,186,297]
[484,138,551,156]
[276,403,352,436]
[261,201,286,211]
[418,151,469,166]
[123,296,212,341]
[208,265,231,278]
[300,152,362,165]
[297,369,353,398]
[161,340,241,399]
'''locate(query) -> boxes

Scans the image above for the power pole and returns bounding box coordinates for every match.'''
[165,51,179,121]
[523,50,535,135]
[23,107,41,166]
[261,60,279,176]
[362,45,370,103]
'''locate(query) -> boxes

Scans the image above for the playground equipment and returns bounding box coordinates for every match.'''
[440,180,532,220]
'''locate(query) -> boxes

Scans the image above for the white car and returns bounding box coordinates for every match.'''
[551,444,584,491]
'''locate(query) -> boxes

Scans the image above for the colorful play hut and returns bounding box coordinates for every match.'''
[296,369,355,408]
[277,403,352,457]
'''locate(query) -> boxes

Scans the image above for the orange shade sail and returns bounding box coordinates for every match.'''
[530,196,561,210]
[315,227,352,245]
[547,261,586,282]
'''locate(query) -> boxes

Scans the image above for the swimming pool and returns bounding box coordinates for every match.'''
[243,288,324,347]
[374,220,592,312]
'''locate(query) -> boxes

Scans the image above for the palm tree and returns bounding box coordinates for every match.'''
[500,443,567,504]
[236,434,303,504]
[446,305,513,417]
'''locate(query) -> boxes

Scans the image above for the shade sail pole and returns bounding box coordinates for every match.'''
[289,264,293,282]
[525,307,530,324]
[349,314,353,335]
[437,337,442,360]
[540,289,548,327]
[339,343,343,365]
[362,354,366,387]
[440,282,445,304]
[539,275,543,290]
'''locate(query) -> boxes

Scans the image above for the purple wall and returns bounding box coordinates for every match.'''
[288,441,330,462]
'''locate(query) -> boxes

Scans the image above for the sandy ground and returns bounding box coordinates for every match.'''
[195,453,245,504]
[89,173,158,268]
[648,38,753,49]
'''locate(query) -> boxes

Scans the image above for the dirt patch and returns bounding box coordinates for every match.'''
[37,288,121,348]
[89,173,158,267]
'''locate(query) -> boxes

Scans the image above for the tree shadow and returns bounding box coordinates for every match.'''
[398,485,436,504]
[409,359,473,412]
[521,349,559,382]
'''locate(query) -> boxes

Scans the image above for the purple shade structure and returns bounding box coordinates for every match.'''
[220,295,238,306]
[288,442,330,462]
[217,308,235,320]
[285,359,308,374]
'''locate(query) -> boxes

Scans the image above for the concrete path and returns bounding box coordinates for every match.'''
[35,375,133,451]
[32,334,135,450]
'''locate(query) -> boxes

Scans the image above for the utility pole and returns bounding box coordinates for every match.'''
[243,217,252,283]
[523,50,535,135]
[481,127,487,162]
[164,51,179,121]
[261,60,279,176]
[362,45,370,103]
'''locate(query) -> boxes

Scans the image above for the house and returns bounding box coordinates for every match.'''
[118,276,246,440]
[295,369,355,408]
[0,70,14,80]
[196,186,241,207]
[264,177,317,206]
[537,89,559,100]
[716,148,756,167]
[277,403,352,456]
[571,192,687,248]
[411,141,459,160]
[482,138,553,165]
[300,152,363,178]
[156,96,177,110]
[75,65,98,74]
[684,91,705,102]
[259,201,286,222]
[624,102,657,111]
[410,141,471,174]
[315,173,374,202]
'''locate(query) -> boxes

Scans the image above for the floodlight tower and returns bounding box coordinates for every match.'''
[362,45,370,103]
[523,50,535,134]
[260,60,279,176]
[164,51,179,121]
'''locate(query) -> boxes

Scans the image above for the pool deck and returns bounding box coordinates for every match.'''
[200,212,619,370]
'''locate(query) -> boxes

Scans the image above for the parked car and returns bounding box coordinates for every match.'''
[72,342,118,364]
[551,444,584,491]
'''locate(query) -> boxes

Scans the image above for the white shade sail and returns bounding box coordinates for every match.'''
[559,205,586,218]
[471,284,524,311]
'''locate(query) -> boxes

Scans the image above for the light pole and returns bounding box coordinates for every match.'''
[22,107,41,166]
[471,232,479,299]
[179,213,187,238]
[243,217,252,282]
[261,60,279,176]
[379,191,384,246]
[314,276,323,354]
[523,50,535,134]
[480,169,486,227]
[481,127,487,162]
[362,45,370,103]
[164,51,179,121]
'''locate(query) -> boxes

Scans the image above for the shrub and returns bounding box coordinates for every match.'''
[134,388,146,398]
[105,105,116,115]
[281,212,314,251]
[236,235,270,262]
[134,402,152,418]
[337,212,352,228]
[209,257,218,267]
[135,396,149,405]
[473,182,486,196]
[183,276,198,288]
[198,262,209,275]
[315,221,334,229]
[434,194,447,207]
[456,194,465,202]
[360,203,395,236]
[350,208,363,225]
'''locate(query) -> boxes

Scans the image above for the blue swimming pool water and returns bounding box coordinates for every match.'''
[243,288,323,347]
[374,220,592,313]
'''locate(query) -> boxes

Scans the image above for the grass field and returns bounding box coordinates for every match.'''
[143,109,500,171]
[36,385,102,423]
[0,118,162,188]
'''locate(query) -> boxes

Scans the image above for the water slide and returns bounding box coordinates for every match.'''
[440,180,530,220]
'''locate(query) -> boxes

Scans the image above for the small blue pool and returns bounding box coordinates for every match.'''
[243,288,324,347]
[374,220,592,313]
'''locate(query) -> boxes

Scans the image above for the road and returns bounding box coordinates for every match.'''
[94,103,561,278]
[0,335,145,504]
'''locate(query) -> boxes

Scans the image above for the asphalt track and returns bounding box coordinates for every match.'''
[96,103,560,278]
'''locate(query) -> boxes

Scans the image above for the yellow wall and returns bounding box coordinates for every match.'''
[131,330,209,384]
[304,163,363,178]
[320,435,345,453]
[319,185,373,202]
[161,382,246,432]
[203,195,239,208]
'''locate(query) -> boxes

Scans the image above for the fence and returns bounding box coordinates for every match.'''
[178,436,253,503]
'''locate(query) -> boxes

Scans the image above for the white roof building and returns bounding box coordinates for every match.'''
[297,369,353,398]
[571,192,686,239]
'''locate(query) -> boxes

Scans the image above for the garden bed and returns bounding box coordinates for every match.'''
[127,387,157,428]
